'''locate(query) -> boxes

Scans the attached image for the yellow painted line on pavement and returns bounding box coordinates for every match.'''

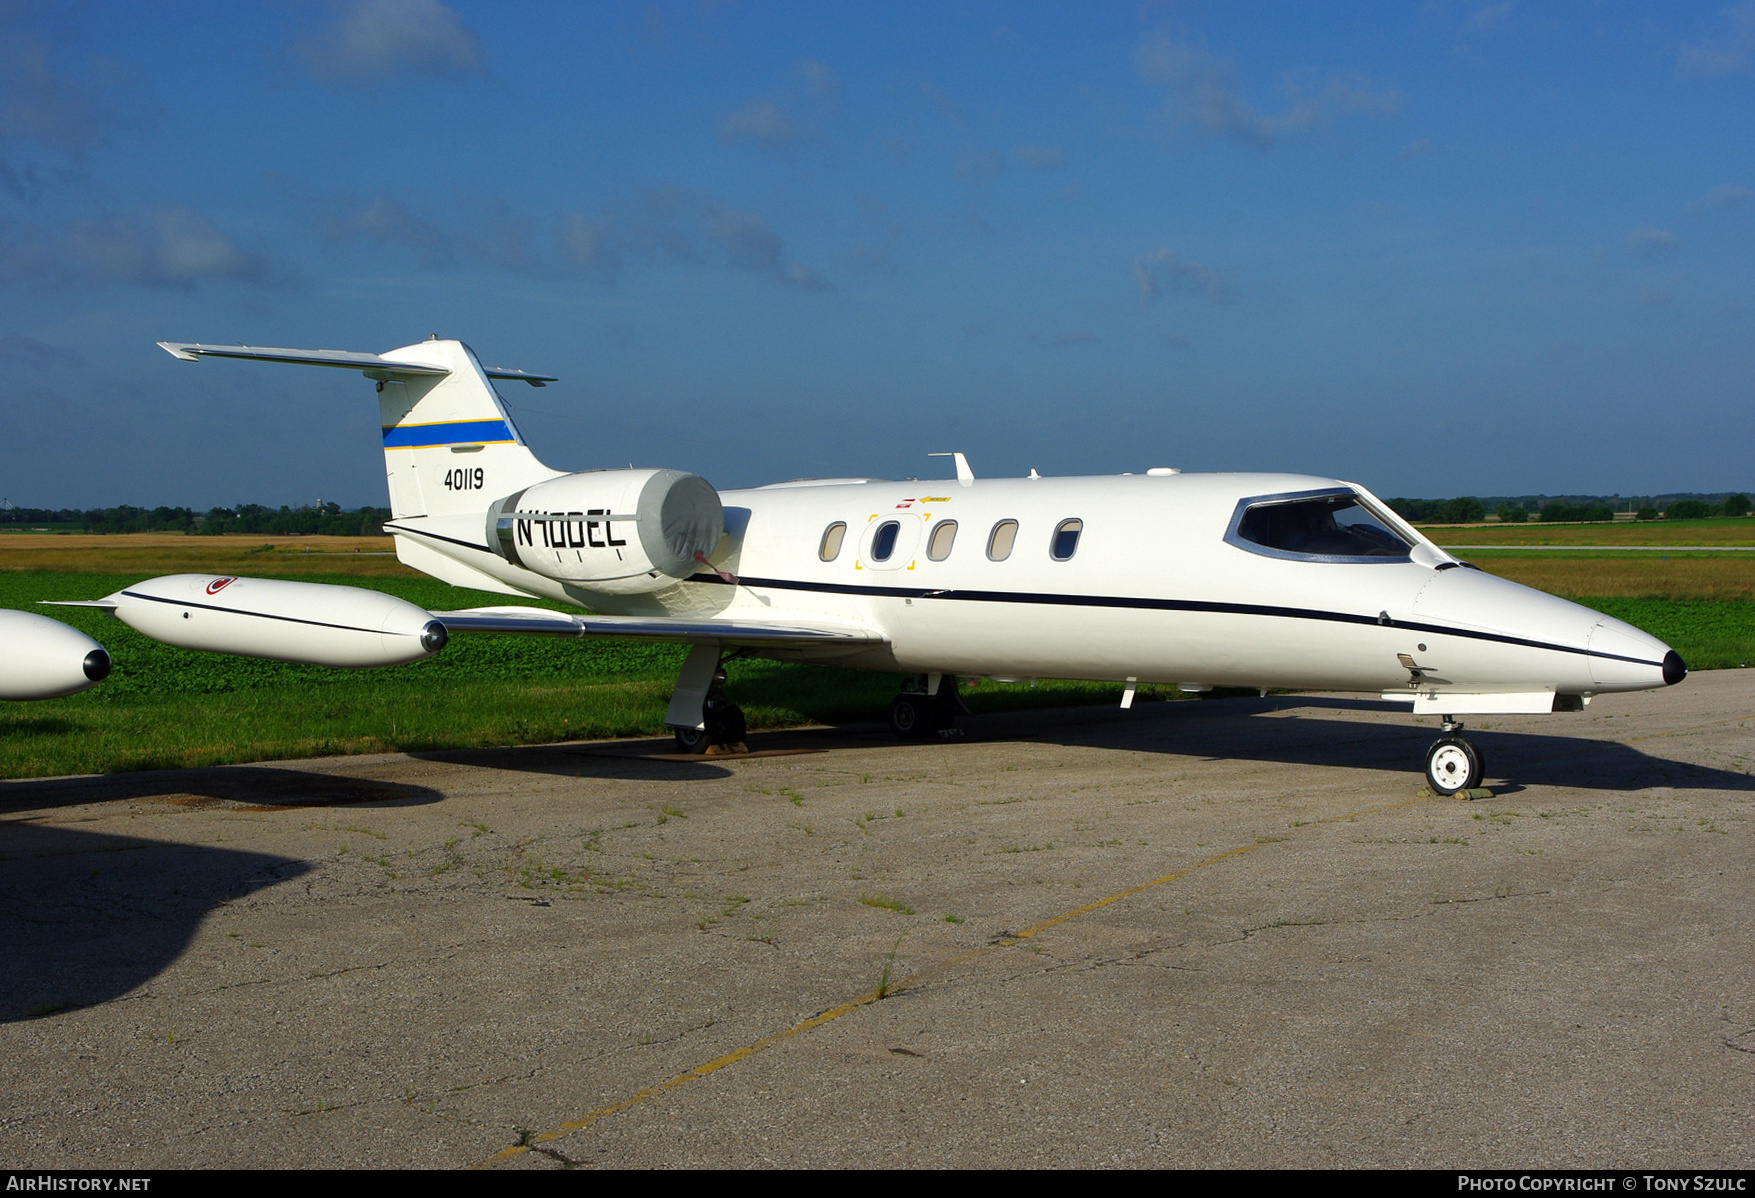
[473,793,1430,1168]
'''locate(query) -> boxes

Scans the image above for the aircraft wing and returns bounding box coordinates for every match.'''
[431,606,886,646]
[156,342,556,386]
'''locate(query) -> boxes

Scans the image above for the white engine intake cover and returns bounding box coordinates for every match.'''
[0,610,110,700]
[489,468,724,594]
[104,575,446,669]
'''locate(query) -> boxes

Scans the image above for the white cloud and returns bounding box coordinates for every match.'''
[297,0,484,89]
[557,213,619,273]
[321,194,453,266]
[1679,0,1755,76]
[300,181,830,293]
[956,149,1006,183]
[1703,182,1753,209]
[0,27,109,152]
[0,334,84,368]
[634,187,836,292]
[1626,226,1679,257]
[1026,330,1100,347]
[1014,145,1063,170]
[718,60,841,152]
[1135,33,1400,148]
[795,60,841,105]
[0,207,276,289]
[719,99,797,149]
[1466,2,1512,33]
[1134,247,1232,304]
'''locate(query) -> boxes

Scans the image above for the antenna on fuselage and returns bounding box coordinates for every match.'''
[928,452,974,486]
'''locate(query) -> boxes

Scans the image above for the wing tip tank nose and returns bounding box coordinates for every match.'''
[1663,650,1687,686]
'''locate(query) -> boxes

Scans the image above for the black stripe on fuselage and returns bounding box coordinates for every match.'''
[384,524,494,555]
[120,590,392,637]
[682,573,1663,669]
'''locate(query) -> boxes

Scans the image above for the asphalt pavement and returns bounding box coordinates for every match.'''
[2,671,1750,1169]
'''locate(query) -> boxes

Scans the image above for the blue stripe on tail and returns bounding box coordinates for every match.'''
[382,420,514,448]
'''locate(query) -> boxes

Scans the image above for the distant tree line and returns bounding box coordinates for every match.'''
[0,502,390,535]
[1387,494,1752,524]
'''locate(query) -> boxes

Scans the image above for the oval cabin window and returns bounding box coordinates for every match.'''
[819,521,847,562]
[987,519,1018,561]
[926,519,958,561]
[1051,518,1083,561]
[871,520,901,562]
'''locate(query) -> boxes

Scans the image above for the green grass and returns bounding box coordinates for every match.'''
[0,570,1155,778]
[1585,598,1755,670]
[1431,517,1755,546]
[0,570,1748,779]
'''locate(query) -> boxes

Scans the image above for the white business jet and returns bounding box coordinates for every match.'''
[59,338,1686,794]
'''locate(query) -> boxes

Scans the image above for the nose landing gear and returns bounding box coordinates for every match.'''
[1425,717,1485,795]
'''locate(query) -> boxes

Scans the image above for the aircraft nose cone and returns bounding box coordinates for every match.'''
[1663,650,1687,686]
[82,648,111,682]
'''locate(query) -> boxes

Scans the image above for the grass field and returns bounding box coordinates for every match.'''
[0,533,1749,779]
[1427,517,1755,546]
[0,556,1162,779]
[0,534,409,577]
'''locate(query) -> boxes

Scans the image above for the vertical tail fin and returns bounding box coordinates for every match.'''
[374,339,561,519]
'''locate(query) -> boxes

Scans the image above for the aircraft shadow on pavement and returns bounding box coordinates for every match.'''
[988,696,1755,796]
[389,697,1753,796]
[407,743,738,783]
[0,823,310,1023]
[0,765,447,815]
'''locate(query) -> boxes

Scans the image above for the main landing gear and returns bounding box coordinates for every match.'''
[889,674,967,739]
[1425,717,1485,796]
[665,644,746,754]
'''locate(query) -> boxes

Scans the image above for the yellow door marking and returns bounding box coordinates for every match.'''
[473,792,1432,1168]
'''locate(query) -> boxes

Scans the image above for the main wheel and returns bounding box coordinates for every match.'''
[888,693,941,738]
[703,698,746,744]
[1426,735,1484,795]
[673,725,711,753]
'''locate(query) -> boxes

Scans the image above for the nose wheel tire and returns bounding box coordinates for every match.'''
[1426,735,1484,795]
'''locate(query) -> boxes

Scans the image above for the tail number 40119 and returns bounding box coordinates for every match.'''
[444,467,484,491]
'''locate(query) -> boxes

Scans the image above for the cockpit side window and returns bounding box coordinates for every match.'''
[1227,489,1412,563]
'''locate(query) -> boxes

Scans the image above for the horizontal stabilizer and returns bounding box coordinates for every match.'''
[156,342,556,386]
[433,606,885,646]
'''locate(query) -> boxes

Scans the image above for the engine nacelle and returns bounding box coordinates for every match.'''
[487,468,724,594]
[103,575,447,669]
[0,610,111,700]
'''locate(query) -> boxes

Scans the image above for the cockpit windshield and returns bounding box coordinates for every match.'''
[1230,490,1412,561]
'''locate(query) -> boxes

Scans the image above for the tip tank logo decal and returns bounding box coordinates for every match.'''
[205,577,237,595]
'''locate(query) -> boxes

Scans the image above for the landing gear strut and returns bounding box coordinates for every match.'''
[666,644,746,754]
[1425,716,1485,795]
[673,691,746,754]
[889,674,966,739]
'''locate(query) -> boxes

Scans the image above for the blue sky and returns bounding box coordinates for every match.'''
[0,0,1750,507]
